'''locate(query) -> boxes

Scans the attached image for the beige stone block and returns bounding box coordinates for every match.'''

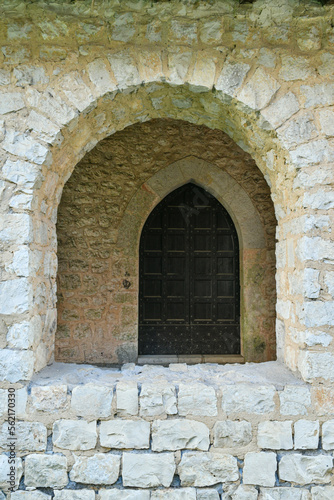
[178,383,217,417]
[53,419,97,450]
[25,453,68,488]
[152,419,210,451]
[100,419,150,449]
[178,452,238,487]
[71,383,113,418]
[279,454,332,484]
[30,384,67,411]
[122,452,176,488]
[70,453,120,485]
[257,421,293,450]
[213,420,252,448]
[116,381,138,416]
[243,452,277,487]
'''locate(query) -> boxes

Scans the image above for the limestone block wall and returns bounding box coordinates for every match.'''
[0,0,333,382]
[1,363,334,499]
[56,119,276,365]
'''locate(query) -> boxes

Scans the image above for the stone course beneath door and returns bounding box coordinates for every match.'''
[1,361,334,498]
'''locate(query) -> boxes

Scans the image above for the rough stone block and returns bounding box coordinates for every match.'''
[0,387,27,419]
[70,453,120,485]
[279,454,332,484]
[222,385,275,415]
[0,279,31,316]
[243,452,277,487]
[257,421,293,450]
[261,92,300,128]
[196,489,220,500]
[216,61,250,96]
[0,349,34,382]
[3,129,49,164]
[122,452,175,488]
[318,109,334,137]
[116,381,138,416]
[53,419,97,450]
[107,51,141,89]
[140,382,177,417]
[321,420,334,450]
[279,55,313,81]
[151,489,196,499]
[25,453,68,488]
[290,140,333,167]
[232,485,258,499]
[100,419,150,449]
[27,88,77,125]
[152,419,210,451]
[311,486,334,499]
[87,58,117,94]
[301,83,334,108]
[167,48,192,84]
[71,383,113,418]
[294,420,319,450]
[237,68,280,110]
[178,452,238,487]
[178,383,217,416]
[100,491,150,500]
[0,455,23,489]
[11,492,51,500]
[0,92,25,114]
[60,72,93,112]
[0,421,47,452]
[213,420,252,448]
[298,352,334,382]
[53,491,96,500]
[30,384,67,411]
[259,487,310,499]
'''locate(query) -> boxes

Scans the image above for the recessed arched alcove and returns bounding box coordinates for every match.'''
[55,118,277,365]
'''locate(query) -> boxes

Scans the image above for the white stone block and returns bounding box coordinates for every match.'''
[3,129,49,164]
[0,454,22,489]
[178,452,238,487]
[261,92,300,128]
[152,419,209,451]
[325,272,334,298]
[140,382,177,417]
[197,489,220,500]
[301,303,334,329]
[151,489,196,499]
[216,61,250,96]
[290,140,334,168]
[322,420,334,450]
[279,55,313,81]
[71,383,113,419]
[294,420,319,450]
[27,87,77,126]
[14,65,48,86]
[318,109,334,137]
[0,91,25,114]
[213,420,252,448]
[232,485,258,500]
[26,110,61,142]
[260,487,310,499]
[60,72,93,112]
[100,491,150,500]
[116,381,138,416]
[298,351,334,382]
[222,385,275,415]
[100,419,150,449]
[237,68,280,110]
[31,384,67,411]
[0,279,31,315]
[258,421,293,450]
[279,454,332,484]
[122,452,176,488]
[53,490,95,500]
[25,453,68,488]
[311,486,334,499]
[303,191,334,211]
[243,452,277,487]
[53,491,96,500]
[7,320,35,349]
[0,421,47,451]
[178,383,217,417]
[70,453,120,485]
[107,51,141,89]
[297,237,334,262]
[167,49,192,84]
[301,83,334,108]
[53,419,97,450]
[0,349,34,382]
[0,387,27,419]
[279,386,311,416]
[87,58,116,94]
[11,492,51,500]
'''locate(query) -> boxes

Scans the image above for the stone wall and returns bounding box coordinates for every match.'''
[1,362,334,499]
[56,119,276,365]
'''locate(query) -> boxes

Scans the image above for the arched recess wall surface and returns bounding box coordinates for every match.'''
[0,1,333,382]
[56,124,276,364]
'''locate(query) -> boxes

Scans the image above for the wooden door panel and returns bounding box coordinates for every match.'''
[139,183,240,355]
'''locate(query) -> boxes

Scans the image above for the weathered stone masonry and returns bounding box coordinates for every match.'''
[0,0,334,497]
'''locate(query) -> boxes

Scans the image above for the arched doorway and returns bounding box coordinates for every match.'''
[139,183,240,357]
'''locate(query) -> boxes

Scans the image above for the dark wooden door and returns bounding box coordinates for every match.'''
[139,183,240,355]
